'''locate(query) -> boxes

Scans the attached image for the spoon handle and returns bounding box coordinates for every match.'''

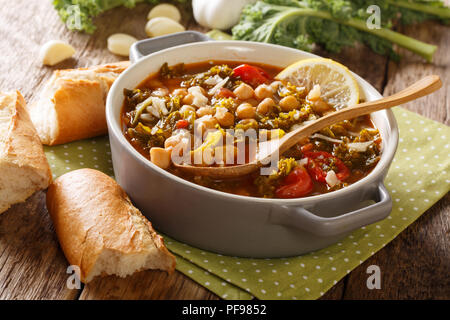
[279,75,442,153]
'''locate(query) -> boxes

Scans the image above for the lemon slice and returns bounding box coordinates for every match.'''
[276,58,359,109]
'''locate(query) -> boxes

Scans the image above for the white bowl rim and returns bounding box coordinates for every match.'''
[106,40,399,205]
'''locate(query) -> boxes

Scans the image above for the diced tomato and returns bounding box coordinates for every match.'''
[216,88,235,98]
[233,64,270,87]
[275,167,313,199]
[175,119,189,129]
[304,151,350,182]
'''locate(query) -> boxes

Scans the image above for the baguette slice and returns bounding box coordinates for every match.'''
[46,168,176,283]
[0,91,52,214]
[28,61,130,146]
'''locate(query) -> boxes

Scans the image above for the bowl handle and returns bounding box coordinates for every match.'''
[129,31,212,63]
[271,182,392,237]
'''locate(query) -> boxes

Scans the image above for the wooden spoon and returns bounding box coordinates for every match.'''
[173,75,442,179]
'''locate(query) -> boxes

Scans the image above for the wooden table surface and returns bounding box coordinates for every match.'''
[0,1,448,300]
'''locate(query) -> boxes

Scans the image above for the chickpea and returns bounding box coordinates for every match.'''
[279,95,300,111]
[246,98,259,107]
[195,115,218,136]
[236,103,256,120]
[166,132,190,158]
[215,107,235,127]
[173,88,188,97]
[238,118,258,127]
[217,112,235,127]
[182,93,194,105]
[256,98,275,115]
[270,81,282,92]
[195,115,218,129]
[150,147,171,169]
[199,115,218,129]
[312,99,331,113]
[233,83,254,100]
[189,85,207,96]
[196,106,215,117]
[179,104,195,115]
[307,84,321,101]
[254,84,273,100]
[187,86,208,108]
[164,135,181,149]
[152,87,169,97]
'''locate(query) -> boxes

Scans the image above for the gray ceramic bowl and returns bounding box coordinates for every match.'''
[106,32,398,258]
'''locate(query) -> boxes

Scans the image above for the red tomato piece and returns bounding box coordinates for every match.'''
[301,143,314,153]
[275,167,313,199]
[216,88,235,98]
[176,119,189,129]
[233,64,270,87]
[304,151,350,182]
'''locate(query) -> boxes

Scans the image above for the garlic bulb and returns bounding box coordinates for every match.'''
[192,0,257,30]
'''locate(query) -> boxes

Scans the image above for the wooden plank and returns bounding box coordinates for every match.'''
[343,195,449,299]
[384,22,449,124]
[0,192,78,300]
[319,279,345,300]
[79,270,218,300]
[343,20,450,299]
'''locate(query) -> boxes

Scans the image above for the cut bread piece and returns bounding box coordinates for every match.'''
[0,91,52,214]
[46,168,176,283]
[27,61,130,146]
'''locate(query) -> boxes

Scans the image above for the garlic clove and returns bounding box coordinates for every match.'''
[148,3,181,22]
[145,17,185,38]
[40,40,75,66]
[107,33,138,56]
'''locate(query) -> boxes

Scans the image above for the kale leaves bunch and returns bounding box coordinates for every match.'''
[232,0,450,62]
[53,0,186,33]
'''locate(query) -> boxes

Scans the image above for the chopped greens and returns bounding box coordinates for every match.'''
[182,65,235,88]
[160,62,186,79]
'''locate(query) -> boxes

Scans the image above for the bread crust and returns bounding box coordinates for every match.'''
[30,61,130,145]
[52,78,107,145]
[46,168,176,283]
[0,91,52,214]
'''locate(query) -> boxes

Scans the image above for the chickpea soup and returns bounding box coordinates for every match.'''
[121,61,382,199]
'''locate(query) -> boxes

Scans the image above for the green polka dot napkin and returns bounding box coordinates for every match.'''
[44,107,450,300]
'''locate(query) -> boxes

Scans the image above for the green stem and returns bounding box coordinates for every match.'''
[265,6,437,62]
[344,17,437,62]
[386,0,450,19]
